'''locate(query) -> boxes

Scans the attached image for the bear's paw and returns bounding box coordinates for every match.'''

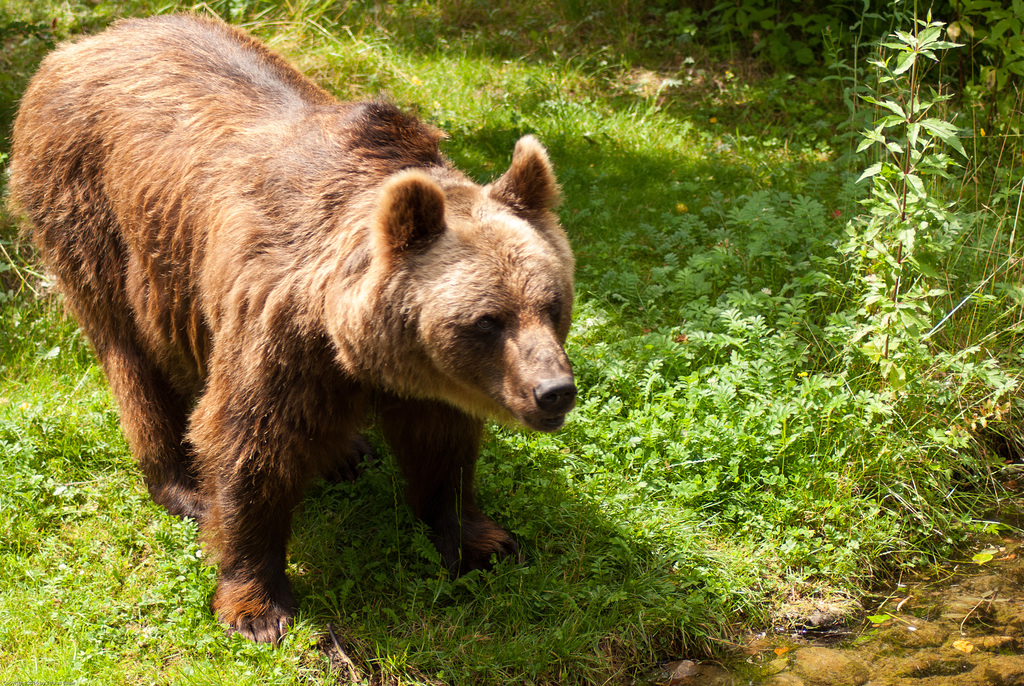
[443,515,521,576]
[214,577,297,645]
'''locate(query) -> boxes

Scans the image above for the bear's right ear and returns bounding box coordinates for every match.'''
[374,170,447,254]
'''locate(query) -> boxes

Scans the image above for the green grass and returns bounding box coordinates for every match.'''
[2,1,1023,684]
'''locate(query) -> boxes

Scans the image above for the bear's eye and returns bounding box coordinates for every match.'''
[545,299,563,324]
[475,315,501,333]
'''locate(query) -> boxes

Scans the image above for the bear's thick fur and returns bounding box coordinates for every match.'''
[8,14,575,644]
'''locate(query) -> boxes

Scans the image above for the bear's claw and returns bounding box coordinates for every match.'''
[228,609,293,645]
[214,577,296,645]
[443,516,521,575]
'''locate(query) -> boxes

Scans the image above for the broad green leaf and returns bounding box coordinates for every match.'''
[910,94,929,115]
[887,363,908,389]
[863,96,906,119]
[898,309,927,334]
[879,114,906,129]
[908,122,920,150]
[904,172,926,198]
[895,50,917,75]
[857,124,887,151]
[857,162,884,183]
[867,614,892,625]
[863,221,884,242]
[864,293,887,308]
[920,118,963,138]
[860,342,884,363]
[897,226,917,255]
[921,118,968,157]
[972,552,994,564]
[885,140,905,155]
[881,41,908,52]
[908,145,924,166]
[951,19,975,38]
[908,256,941,279]
[918,25,943,45]
[992,17,1017,40]
[922,153,958,177]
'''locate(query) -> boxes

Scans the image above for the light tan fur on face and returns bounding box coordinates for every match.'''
[326,151,574,430]
[414,204,573,425]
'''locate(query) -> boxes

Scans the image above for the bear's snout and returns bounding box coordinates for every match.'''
[504,326,576,432]
[533,377,576,414]
[528,375,576,432]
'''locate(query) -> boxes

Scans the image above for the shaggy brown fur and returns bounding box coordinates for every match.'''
[8,14,575,644]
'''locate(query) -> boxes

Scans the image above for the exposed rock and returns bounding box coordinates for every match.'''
[875,654,943,678]
[879,620,949,649]
[776,595,863,630]
[979,636,1019,652]
[763,657,789,675]
[663,548,1024,686]
[657,659,734,686]
[884,674,995,686]
[791,647,869,686]
[978,655,1024,685]
[995,604,1024,632]
[763,675,805,686]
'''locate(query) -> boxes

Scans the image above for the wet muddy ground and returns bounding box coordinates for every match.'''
[650,539,1024,686]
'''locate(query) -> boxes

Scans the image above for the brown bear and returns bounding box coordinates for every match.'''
[8,13,575,644]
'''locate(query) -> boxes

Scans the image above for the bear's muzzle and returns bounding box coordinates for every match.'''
[533,376,576,430]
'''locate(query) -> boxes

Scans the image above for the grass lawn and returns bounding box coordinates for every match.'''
[1,1,1022,684]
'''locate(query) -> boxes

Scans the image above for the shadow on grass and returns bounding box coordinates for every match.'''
[445,121,845,286]
[289,430,750,682]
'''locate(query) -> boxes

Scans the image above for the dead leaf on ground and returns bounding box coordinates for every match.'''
[952,639,975,654]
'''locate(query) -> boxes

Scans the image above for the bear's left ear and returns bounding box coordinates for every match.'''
[375,169,447,254]
[488,135,561,216]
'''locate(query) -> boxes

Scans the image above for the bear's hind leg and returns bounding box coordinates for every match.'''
[381,398,519,575]
[96,335,204,520]
[321,434,377,484]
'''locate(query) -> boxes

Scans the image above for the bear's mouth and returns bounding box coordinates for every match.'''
[538,414,566,432]
[522,375,575,432]
[521,411,569,433]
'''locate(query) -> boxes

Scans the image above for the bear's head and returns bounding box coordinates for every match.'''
[340,135,576,432]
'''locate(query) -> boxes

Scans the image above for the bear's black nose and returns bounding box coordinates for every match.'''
[533,377,577,414]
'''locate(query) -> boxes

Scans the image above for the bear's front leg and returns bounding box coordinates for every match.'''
[189,330,370,643]
[190,391,307,644]
[381,397,519,574]
[207,477,299,644]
